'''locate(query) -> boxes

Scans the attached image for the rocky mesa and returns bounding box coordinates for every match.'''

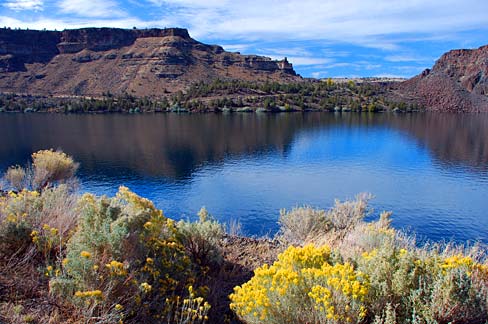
[0,27,299,97]
[399,45,488,112]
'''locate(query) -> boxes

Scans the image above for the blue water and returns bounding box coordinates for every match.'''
[0,112,487,243]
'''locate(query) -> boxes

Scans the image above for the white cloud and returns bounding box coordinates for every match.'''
[58,0,126,18]
[326,63,358,69]
[283,56,333,66]
[254,45,335,66]
[221,44,250,52]
[259,46,312,57]
[384,54,434,63]
[3,0,488,49]
[0,15,155,30]
[373,73,409,79]
[395,65,424,72]
[364,64,381,70]
[3,0,43,11]
[264,53,333,66]
[311,71,322,78]
[147,0,488,49]
[147,0,227,6]
[385,55,418,62]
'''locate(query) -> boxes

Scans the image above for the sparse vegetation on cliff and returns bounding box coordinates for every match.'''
[1,151,486,324]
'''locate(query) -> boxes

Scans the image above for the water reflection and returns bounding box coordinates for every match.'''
[390,113,488,171]
[2,113,488,177]
[0,112,487,242]
[1,113,301,179]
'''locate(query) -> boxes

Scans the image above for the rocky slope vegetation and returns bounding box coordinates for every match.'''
[0,27,298,97]
[398,45,488,112]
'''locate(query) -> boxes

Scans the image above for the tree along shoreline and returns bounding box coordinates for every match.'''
[0,79,421,114]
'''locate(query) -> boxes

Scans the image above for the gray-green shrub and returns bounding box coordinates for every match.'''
[49,187,210,323]
[177,207,224,269]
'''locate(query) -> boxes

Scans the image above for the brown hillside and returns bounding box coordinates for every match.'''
[399,45,488,112]
[0,27,299,97]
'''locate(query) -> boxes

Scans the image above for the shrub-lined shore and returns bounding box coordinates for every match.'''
[0,79,419,114]
[1,150,487,324]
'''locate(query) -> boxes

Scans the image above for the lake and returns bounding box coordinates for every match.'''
[1,112,487,243]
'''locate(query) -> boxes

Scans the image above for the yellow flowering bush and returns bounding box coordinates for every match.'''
[0,189,42,252]
[31,223,61,261]
[74,290,103,299]
[232,200,488,324]
[49,187,210,323]
[355,223,488,324]
[424,253,488,324]
[0,189,40,223]
[169,286,211,323]
[106,260,127,276]
[140,282,152,293]
[0,182,77,261]
[441,253,474,270]
[80,250,91,258]
[230,244,369,324]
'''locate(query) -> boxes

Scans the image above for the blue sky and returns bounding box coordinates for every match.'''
[1,0,488,78]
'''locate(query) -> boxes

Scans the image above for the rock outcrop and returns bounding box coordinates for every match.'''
[0,27,298,96]
[0,29,60,72]
[399,45,488,112]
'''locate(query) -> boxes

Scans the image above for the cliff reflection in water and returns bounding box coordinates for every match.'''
[1,112,487,177]
[1,113,303,179]
[391,113,488,170]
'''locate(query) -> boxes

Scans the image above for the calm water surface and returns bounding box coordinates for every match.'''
[1,112,487,243]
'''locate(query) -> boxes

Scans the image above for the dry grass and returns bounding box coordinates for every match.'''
[0,151,81,324]
[226,218,242,237]
[35,185,79,240]
[0,244,82,324]
[4,166,26,192]
[32,150,79,190]
[278,193,372,247]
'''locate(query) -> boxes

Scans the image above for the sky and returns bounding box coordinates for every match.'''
[1,0,488,78]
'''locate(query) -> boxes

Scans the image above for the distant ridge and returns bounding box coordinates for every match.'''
[0,27,299,97]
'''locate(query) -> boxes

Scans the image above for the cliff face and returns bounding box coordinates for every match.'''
[399,45,488,112]
[0,29,61,71]
[0,27,298,96]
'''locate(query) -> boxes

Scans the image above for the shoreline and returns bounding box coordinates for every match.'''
[0,79,422,114]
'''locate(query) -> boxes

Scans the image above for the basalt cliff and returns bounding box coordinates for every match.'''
[398,45,488,112]
[0,27,298,97]
[2,27,488,113]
